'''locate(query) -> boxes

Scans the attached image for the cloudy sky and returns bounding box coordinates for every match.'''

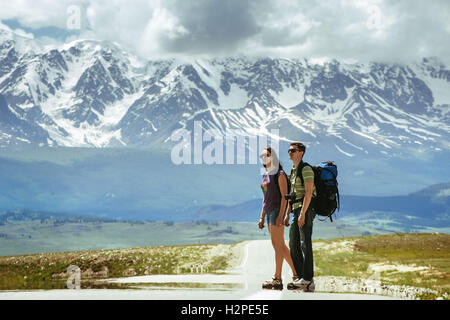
[0,0,449,64]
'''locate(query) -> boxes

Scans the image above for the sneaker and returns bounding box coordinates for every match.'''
[288,278,315,292]
[262,277,283,290]
[287,276,301,290]
[299,278,315,292]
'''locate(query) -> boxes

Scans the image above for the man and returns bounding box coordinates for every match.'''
[284,142,316,292]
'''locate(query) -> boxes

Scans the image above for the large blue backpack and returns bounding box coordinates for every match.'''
[296,161,340,222]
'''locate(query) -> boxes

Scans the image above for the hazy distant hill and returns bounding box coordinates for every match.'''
[193,183,450,226]
[0,208,117,224]
[341,183,450,219]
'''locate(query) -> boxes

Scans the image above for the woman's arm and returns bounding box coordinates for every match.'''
[258,198,265,229]
[277,173,288,226]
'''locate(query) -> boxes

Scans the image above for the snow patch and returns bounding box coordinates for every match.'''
[269,84,304,108]
[218,84,249,110]
[420,72,450,106]
[436,188,450,198]
[335,144,355,157]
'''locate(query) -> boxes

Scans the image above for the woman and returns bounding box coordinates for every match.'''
[258,146,298,290]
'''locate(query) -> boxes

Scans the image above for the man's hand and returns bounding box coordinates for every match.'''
[297,214,305,228]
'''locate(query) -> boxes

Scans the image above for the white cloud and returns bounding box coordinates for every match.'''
[0,0,448,64]
[12,28,34,39]
[139,7,189,57]
[0,0,81,29]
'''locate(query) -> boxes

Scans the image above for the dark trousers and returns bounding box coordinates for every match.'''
[289,206,314,281]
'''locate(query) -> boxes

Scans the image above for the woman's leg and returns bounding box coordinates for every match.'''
[281,238,297,277]
[270,224,297,278]
[268,225,284,279]
[270,224,300,280]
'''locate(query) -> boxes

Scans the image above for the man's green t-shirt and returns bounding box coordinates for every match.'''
[290,164,316,210]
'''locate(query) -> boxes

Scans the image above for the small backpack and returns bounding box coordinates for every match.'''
[273,169,291,197]
[296,161,340,222]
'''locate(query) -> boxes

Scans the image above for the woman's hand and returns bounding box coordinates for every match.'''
[258,217,265,229]
[284,214,290,226]
[276,215,283,226]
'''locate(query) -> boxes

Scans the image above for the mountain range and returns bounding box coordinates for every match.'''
[0,27,449,223]
[0,27,449,161]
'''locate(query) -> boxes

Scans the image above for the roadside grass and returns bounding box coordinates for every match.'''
[1,233,449,299]
[123,282,244,290]
[0,243,235,290]
[313,233,450,299]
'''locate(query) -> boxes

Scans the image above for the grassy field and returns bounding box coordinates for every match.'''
[1,232,448,299]
[313,233,450,299]
[0,218,396,256]
[0,242,235,290]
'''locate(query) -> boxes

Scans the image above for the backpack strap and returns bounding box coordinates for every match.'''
[336,185,340,212]
[272,168,283,196]
[288,162,311,207]
[275,169,289,192]
[296,161,311,186]
[273,169,290,213]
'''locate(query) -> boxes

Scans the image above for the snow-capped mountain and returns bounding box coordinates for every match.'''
[0,27,449,158]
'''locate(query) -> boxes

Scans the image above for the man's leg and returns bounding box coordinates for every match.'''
[289,208,303,278]
[300,208,314,281]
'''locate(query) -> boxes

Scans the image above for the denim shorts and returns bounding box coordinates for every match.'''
[266,208,280,226]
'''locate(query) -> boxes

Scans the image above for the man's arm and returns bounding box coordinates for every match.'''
[298,181,313,226]
[298,166,314,227]
[284,201,291,226]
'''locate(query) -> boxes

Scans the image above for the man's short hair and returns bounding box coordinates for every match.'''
[290,141,306,153]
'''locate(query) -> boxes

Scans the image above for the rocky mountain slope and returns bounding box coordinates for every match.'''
[0,28,449,160]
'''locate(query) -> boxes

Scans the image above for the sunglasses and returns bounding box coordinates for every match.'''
[288,148,299,154]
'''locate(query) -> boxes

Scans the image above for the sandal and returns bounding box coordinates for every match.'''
[262,277,283,290]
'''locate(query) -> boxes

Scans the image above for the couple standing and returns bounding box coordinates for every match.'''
[259,141,316,292]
